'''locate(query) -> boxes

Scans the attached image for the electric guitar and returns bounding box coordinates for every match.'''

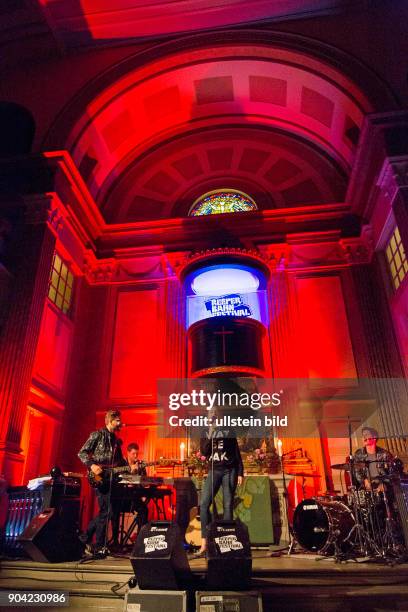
[88,461,160,490]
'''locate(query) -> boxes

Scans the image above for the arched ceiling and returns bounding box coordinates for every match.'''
[102,126,347,223]
[59,39,374,223]
[36,1,355,47]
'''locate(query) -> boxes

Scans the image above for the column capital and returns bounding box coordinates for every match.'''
[377,156,408,200]
[23,193,65,233]
[83,254,118,284]
[258,244,290,272]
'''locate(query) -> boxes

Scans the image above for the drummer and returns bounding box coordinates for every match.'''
[353,427,393,491]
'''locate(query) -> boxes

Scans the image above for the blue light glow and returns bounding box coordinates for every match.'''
[184,263,268,327]
[191,267,259,296]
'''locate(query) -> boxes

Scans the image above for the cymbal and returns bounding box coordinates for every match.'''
[291,472,321,478]
[331,463,349,470]
[331,463,360,470]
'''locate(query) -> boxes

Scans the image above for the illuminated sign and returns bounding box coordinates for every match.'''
[191,268,259,295]
[184,262,268,328]
[204,294,252,317]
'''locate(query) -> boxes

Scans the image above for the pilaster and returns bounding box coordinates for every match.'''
[0,195,57,480]
[351,262,407,455]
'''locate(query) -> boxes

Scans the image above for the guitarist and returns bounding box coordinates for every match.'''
[78,409,124,556]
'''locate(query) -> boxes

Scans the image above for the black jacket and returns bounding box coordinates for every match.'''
[200,428,244,477]
[353,445,393,485]
[78,427,124,468]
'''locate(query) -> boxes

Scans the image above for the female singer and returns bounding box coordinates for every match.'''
[194,404,244,558]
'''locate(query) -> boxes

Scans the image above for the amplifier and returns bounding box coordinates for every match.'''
[130,521,193,590]
[196,591,263,612]
[2,487,50,557]
[393,476,408,549]
[2,478,81,558]
[124,589,188,612]
[207,520,252,590]
[17,501,83,563]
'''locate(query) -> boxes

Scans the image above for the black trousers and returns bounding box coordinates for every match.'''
[200,467,238,537]
[86,488,121,548]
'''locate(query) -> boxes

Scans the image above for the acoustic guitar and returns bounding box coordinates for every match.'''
[185,505,202,547]
[185,477,205,548]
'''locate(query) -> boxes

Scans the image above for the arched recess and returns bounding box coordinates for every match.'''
[42,30,396,223]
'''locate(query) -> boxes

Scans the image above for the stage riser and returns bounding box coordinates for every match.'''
[1,586,407,612]
[0,597,123,612]
[1,558,408,612]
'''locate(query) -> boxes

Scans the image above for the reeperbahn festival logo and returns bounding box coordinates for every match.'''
[205,293,252,317]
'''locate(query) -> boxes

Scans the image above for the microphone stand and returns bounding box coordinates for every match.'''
[210,420,215,524]
[274,448,302,556]
[102,436,120,558]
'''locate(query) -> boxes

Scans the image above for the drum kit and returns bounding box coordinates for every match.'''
[291,458,407,562]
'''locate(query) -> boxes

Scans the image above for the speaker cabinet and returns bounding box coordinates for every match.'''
[393,477,408,548]
[207,519,252,590]
[196,591,263,611]
[17,500,83,563]
[124,589,188,612]
[130,521,193,590]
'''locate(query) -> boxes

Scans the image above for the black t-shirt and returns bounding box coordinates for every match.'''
[200,428,244,476]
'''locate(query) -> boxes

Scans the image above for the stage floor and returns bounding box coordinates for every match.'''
[1,548,408,611]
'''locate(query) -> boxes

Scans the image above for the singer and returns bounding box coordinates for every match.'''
[194,404,244,558]
[78,409,125,557]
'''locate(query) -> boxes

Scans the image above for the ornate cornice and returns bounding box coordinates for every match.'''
[83,251,166,284]
[376,156,408,203]
[23,195,63,229]
[83,254,118,284]
[338,239,371,265]
[258,245,291,271]
[166,246,271,279]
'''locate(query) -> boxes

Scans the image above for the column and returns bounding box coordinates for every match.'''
[163,275,186,379]
[0,196,56,481]
[351,262,407,455]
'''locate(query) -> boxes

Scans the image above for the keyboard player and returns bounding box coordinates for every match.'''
[121,442,149,531]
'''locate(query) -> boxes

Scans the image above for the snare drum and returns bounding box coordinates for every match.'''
[293,497,355,554]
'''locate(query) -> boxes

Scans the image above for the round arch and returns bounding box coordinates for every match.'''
[42,30,396,223]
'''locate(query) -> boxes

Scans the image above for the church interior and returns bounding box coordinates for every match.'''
[0,0,408,584]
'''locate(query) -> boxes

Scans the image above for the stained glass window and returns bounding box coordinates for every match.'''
[189,190,257,216]
[385,226,408,290]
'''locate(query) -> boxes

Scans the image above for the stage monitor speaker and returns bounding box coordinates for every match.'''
[207,519,252,590]
[124,589,188,612]
[196,590,263,611]
[130,521,193,590]
[17,501,84,563]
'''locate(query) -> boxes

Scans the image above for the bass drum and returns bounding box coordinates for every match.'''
[293,498,355,554]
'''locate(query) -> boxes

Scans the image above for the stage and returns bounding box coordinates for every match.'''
[1,548,408,611]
